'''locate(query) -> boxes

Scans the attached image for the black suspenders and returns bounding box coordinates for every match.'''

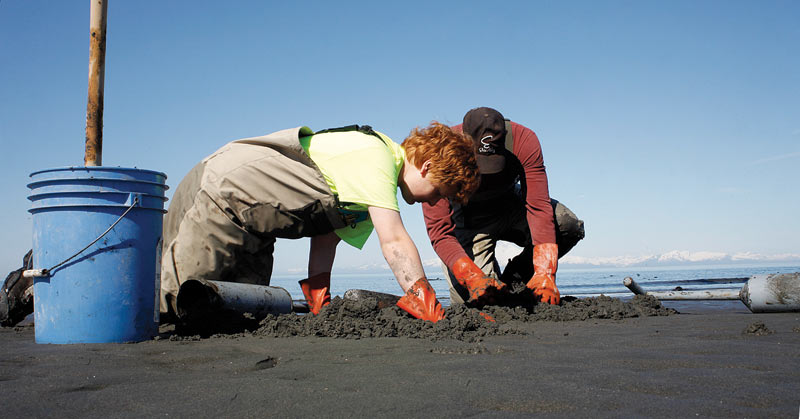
[315,124,389,147]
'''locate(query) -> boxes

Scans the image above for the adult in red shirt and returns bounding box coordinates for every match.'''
[423,107,585,306]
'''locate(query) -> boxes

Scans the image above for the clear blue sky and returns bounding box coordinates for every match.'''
[1,0,798,275]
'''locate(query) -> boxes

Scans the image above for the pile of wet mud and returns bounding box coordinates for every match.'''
[742,321,774,336]
[166,289,676,342]
[252,294,676,342]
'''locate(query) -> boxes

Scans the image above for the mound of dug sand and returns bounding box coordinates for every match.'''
[254,295,675,342]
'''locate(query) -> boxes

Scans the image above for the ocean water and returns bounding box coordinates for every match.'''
[269,264,800,307]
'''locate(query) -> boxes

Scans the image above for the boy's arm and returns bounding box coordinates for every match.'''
[367,206,424,292]
[369,205,445,322]
[301,231,341,315]
[308,231,340,277]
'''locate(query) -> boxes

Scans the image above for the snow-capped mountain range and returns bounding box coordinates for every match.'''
[284,250,800,275]
[559,250,800,268]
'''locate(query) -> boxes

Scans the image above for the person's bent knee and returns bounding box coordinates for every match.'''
[552,200,585,257]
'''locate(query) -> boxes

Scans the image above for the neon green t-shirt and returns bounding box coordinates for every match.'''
[299,129,405,249]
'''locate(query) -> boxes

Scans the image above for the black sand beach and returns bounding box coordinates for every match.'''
[1,298,799,418]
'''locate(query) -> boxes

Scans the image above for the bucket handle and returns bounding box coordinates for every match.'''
[23,195,141,279]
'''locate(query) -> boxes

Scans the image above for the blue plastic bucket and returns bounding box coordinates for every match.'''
[27,167,168,343]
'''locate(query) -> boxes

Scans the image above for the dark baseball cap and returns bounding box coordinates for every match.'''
[462,107,507,174]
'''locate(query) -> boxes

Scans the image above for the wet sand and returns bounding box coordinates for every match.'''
[1,298,799,417]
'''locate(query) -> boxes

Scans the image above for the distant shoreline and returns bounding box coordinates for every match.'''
[271,263,800,277]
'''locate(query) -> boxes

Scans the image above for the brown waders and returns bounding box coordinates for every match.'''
[159,127,346,317]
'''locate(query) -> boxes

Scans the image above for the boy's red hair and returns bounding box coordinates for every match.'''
[402,122,480,204]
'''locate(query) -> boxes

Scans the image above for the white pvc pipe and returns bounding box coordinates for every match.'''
[624,273,800,313]
[644,289,740,300]
[740,273,800,313]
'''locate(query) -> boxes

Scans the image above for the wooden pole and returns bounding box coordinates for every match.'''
[84,0,108,167]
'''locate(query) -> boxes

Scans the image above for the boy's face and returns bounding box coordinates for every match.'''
[399,159,452,205]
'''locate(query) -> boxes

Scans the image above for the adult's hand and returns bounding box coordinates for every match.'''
[451,256,506,306]
[525,243,560,305]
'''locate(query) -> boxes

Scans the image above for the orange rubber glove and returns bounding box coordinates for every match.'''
[452,256,507,305]
[299,272,331,315]
[526,243,560,305]
[396,277,445,322]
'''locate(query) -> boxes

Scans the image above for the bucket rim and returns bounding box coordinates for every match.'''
[30,166,167,179]
[28,204,167,214]
[27,191,169,201]
[27,177,170,191]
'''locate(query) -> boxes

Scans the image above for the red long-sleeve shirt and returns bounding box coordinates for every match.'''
[422,121,556,270]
